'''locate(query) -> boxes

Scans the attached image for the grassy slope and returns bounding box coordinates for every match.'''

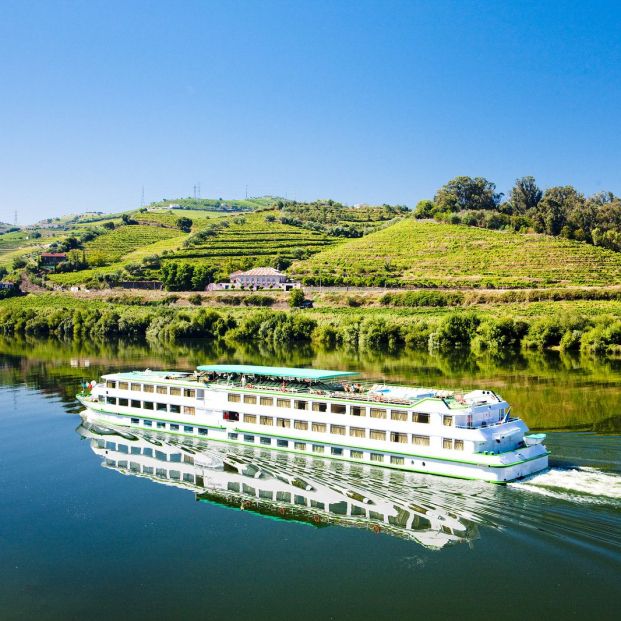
[165,210,340,272]
[290,219,621,288]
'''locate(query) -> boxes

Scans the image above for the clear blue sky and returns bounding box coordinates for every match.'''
[1,0,620,224]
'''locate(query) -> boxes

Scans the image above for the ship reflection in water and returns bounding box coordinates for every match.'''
[77,421,486,549]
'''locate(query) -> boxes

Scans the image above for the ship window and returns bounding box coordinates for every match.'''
[156,403,167,412]
[351,406,365,417]
[228,393,241,403]
[276,418,290,428]
[331,403,347,414]
[294,495,306,505]
[156,386,167,395]
[244,394,257,404]
[294,400,308,410]
[390,432,408,444]
[413,413,430,424]
[98,395,105,403]
[370,453,384,462]
[370,408,386,419]
[330,425,346,436]
[412,434,430,446]
[349,427,365,438]
[370,430,386,441]
[331,447,343,456]
[144,420,152,427]
[198,428,208,436]
[260,436,271,445]
[184,406,195,415]
[260,396,273,406]
[131,417,139,424]
[106,380,116,389]
[106,397,117,405]
[243,414,257,424]
[131,400,141,408]
[443,415,453,427]
[169,470,181,481]
[184,425,193,433]
[183,473,195,483]
[294,420,308,430]
[391,410,408,422]
[155,468,166,478]
[276,491,291,502]
[143,401,154,410]
[312,422,326,433]
[454,439,464,451]
[184,389,196,398]
[105,441,116,450]
[312,402,327,412]
[294,442,306,450]
[119,382,129,390]
[244,434,255,442]
[443,438,453,449]
[228,432,238,440]
[260,416,274,426]
[143,448,153,457]
[390,456,405,465]
[170,424,179,431]
[143,384,154,393]
[169,387,181,396]
[143,466,154,475]
[350,450,363,459]
[197,389,204,399]
[277,398,291,408]
[157,422,166,429]
[277,439,289,447]
[183,454,194,464]
[131,383,141,392]
[170,404,180,414]
[118,398,128,407]
[117,444,128,454]
[312,444,324,453]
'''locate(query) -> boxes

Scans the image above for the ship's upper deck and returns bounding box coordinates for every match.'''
[102,365,505,411]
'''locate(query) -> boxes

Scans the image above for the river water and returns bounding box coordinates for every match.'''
[0,337,620,620]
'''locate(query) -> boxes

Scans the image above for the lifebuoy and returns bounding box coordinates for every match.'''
[312,514,321,524]
[372,524,381,534]
[278,507,286,516]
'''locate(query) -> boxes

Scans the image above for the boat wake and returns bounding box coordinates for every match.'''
[510,467,621,507]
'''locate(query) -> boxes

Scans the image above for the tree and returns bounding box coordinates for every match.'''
[121,214,137,225]
[0,266,7,280]
[102,221,115,230]
[289,288,305,308]
[533,186,584,236]
[434,176,502,212]
[413,199,435,219]
[508,176,542,215]
[176,216,193,233]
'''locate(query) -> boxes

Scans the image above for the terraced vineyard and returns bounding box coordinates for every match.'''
[83,225,185,264]
[134,208,226,229]
[289,218,621,288]
[165,211,340,273]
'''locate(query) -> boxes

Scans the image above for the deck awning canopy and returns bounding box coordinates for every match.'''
[196,364,358,381]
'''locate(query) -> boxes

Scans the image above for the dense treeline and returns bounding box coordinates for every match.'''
[0,303,620,356]
[415,176,621,251]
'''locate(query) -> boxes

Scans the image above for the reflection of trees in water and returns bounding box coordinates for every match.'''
[1,335,620,430]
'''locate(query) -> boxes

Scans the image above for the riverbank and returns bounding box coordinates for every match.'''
[1,291,621,356]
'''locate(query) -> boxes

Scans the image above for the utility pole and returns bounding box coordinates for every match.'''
[14,210,18,226]
[197,182,201,199]
[140,186,145,209]
[245,185,248,199]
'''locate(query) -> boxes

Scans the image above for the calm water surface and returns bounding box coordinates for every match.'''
[0,338,620,620]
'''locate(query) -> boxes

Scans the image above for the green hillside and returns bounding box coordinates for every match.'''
[163,210,340,272]
[289,218,621,288]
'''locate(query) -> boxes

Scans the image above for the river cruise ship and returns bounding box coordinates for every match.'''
[77,364,549,483]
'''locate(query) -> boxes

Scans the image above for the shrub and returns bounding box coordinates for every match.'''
[188,294,203,306]
[289,288,305,308]
[243,294,275,307]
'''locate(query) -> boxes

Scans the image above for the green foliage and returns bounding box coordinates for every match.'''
[508,176,542,215]
[434,176,503,212]
[380,291,463,307]
[160,262,216,291]
[289,288,305,308]
[413,200,435,219]
[243,294,275,307]
[430,314,481,352]
[188,293,203,306]
[176,216,193,233]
